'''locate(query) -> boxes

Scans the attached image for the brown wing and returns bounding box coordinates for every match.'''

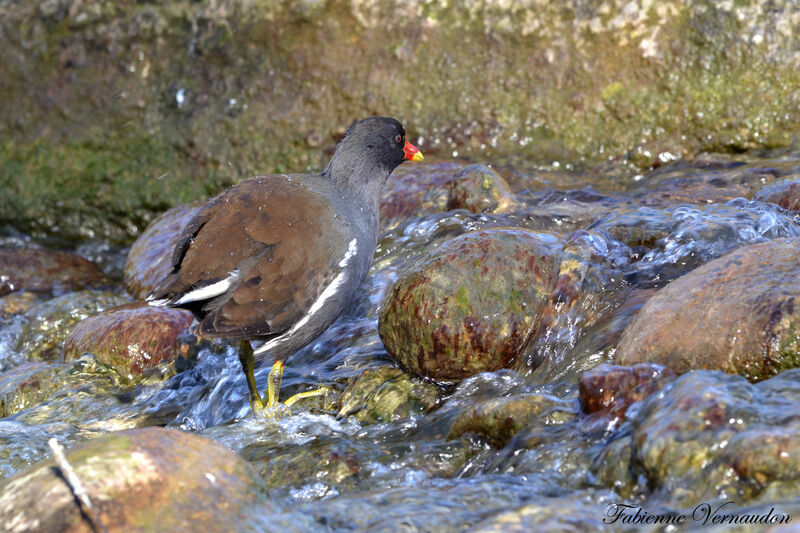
[151,176,351,339]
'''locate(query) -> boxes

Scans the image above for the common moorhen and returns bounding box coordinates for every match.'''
[148,116,423,413]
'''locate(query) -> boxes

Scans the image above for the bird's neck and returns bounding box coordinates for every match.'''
[322,156,391,215]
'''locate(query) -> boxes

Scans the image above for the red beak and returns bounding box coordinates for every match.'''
[403,141,424,162]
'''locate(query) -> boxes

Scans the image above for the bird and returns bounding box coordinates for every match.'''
[147,117,423,414]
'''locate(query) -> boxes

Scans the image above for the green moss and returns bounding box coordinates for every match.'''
[2,0,800,242]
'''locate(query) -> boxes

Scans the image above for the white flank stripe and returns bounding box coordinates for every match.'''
[254,239,358,356]
[147,297,170,307]
[174,271,239,305]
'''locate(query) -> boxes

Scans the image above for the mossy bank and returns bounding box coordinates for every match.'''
[2,0,799,243]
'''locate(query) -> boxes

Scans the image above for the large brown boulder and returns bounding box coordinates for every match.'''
[615,238,800,381]
[0,427,270,532]
[379,229,561,381]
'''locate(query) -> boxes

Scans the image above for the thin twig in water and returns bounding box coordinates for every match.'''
[48,438,108,533]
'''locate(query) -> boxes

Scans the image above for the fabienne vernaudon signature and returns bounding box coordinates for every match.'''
[603,502,792,526]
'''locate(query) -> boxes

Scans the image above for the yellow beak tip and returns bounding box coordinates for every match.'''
[412,152,424,162]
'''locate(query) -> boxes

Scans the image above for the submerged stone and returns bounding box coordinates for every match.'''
[15,290,130,361]
[337,366,439,424]
[615,238,800,382]
[123,203,199,299]
[0,427,270,532]
[594,370,800,507]
[379,229,561,381]
[0,248,108,296]
[63,302,195,380]
[446,164,514,214]
[0,361,64,417]
[447,393,576,448]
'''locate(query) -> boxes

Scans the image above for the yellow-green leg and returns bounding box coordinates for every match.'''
[266,360,285,408]
[237,340,265,412]
[241,350,331,415]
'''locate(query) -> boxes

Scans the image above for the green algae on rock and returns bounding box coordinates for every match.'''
[63,302,195,381]
[0,427,271,532]
[615,238,800,381]
[379,229,562,381]
[0,248,108,296]
[0,362,64,417]
[123,203,200,299]
[337,366,440,424]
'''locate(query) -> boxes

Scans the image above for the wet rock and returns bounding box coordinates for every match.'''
[0,291,41,318]
[379,229,561,381]
[15,290,130,361]
[0,427,270,532]
[123,203,199,299]
[467,497,614,532]
[0,248,108,296]
[755,178,800,212]
[446,164,514,214]
[63,302,195,380]
[594,370,800,507]
[380,162,466,231]
[245,437,367,493]
[447,393,576,448]
[578,363,675,419]
[0,362,64,417]
[616,238,800,381]
[337,366,439,424]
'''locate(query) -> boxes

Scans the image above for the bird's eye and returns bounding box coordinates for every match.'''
[395,134,403,144]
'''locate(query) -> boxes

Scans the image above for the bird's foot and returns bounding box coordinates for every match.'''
[282,386,331,408]
[251,386,331,419]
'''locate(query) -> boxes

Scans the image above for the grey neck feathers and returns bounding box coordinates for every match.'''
[321,146,393,213]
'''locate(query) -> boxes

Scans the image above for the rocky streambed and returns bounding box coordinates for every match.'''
[2,153,800,531]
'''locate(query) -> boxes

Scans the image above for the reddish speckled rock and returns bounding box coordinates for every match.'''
[579,363,675,419]
[615,238,800,381]
[123,203,200,299]
[63,302,194,378]
[755,178,800,211]
[0,427,270,532]
[0,248,108,296]
[379,229,561,381]
[446,164,514,214]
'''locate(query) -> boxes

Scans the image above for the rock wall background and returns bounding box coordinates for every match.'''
[1,0,799,243]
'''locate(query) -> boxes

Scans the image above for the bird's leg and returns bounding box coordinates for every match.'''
[266,360,285,408]
[237,340,266,412]
[265,360,330,408]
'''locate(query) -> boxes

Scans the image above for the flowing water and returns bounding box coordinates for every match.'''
[2,153,800,531]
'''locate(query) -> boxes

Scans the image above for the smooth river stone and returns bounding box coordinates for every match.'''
[615,238,800,381]
[0,427,271,532]
[63,302,195,378]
